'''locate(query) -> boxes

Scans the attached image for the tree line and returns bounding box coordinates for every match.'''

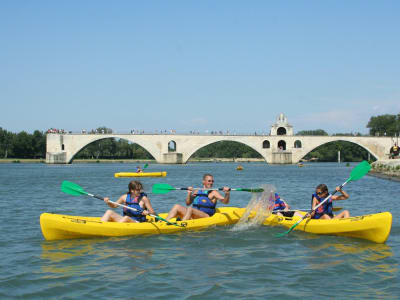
[0,128,46,159]
[0,114,399,161]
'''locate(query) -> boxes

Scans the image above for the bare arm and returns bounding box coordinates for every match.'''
[332,187,349,201]
[309,196,319,217]
[141,196,155,215]
[281,198,291,210]
[210,187,230,204]
[186,187,195,206]
[104,194,126,208]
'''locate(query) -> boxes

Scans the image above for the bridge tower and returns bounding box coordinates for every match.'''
[270,113,293,163]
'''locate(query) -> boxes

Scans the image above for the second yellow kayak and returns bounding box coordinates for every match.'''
[114,171,167,178]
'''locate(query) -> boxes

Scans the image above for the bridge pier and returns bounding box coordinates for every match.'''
[271,152,292,164]
[162,153,183,164]
[46,152,68,164]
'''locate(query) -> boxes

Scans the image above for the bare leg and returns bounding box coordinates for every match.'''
[182,207,210,220]
[166,204,188,221]
[101,210,124,222]
[119,216,136,223]
[333,210,350,219]
[319,214,332,220]
[293,211,303,218]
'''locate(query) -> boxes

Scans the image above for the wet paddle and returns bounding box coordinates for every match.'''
[275,160,371,237]
[61,180,183,227]
[152,183,264,194]
[274,207,343,213]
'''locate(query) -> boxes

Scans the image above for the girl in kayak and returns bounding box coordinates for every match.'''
[165,174,230,221]
[311,184,350,219]
[101,180,155,223]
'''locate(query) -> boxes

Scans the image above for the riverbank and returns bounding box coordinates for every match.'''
[0,158,265,164]
[369,160,400,182]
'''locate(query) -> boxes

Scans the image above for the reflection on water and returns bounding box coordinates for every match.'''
[41,238,155,277]
[303,240,397,276]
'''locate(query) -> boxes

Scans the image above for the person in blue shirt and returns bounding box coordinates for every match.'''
[101,180,155,223]
[166,174,230,221]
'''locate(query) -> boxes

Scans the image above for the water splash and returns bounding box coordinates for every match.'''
[231,184,276,231]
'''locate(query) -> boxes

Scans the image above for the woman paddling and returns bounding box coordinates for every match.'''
[101,180,155,223]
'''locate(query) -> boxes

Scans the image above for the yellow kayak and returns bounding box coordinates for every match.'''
[40,207,243,241]
[40,206,392,243]
[255,210,391,243]
[114,171,167,178]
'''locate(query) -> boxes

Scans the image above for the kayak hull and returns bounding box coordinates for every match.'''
[114,171,167,177]
[40,207,243,241]
[40,207,392,243]
[260,210,392,243]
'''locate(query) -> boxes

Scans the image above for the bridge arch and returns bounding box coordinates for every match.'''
[68,136,156,163]
[185,139,267,163]
[298,138,378,162]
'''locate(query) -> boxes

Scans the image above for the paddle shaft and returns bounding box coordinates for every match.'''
[87,192,151,215]
[274,207,343,213]
[170,187,239,191]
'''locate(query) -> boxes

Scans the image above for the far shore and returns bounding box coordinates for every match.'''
[0,158,266,164]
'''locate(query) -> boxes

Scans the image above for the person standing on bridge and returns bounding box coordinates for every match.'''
[165,174,231,221]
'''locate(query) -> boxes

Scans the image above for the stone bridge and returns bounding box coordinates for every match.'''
[46,132,394,164]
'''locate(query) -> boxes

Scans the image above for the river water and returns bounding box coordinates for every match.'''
[0,162,399,299]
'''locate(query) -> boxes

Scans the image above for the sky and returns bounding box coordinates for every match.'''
[1,1,400,135]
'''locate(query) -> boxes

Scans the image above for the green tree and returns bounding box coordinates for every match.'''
[367,114,399,136]
[13,131,33,158]
[32,130,46,158]
[0,128,15,158]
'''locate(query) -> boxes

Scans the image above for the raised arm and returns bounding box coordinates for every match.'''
[332,186,349,201]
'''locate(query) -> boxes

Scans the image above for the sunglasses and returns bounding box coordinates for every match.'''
[207,180,214,182]
[316,191,326,196]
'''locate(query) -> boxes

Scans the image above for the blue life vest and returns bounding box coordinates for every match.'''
[123,192,147,222]
[273,193,286,211]
[193,189,216,216]
[311,193,333,219]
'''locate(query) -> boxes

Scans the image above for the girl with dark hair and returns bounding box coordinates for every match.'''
[311,184,350,219]
[101,180,155,223]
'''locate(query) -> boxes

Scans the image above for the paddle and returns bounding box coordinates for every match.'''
[61,180,183,227]
[274,207,343,213]
[276,160,371,237]
[152,183,264,194]
[143,163,149,170]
